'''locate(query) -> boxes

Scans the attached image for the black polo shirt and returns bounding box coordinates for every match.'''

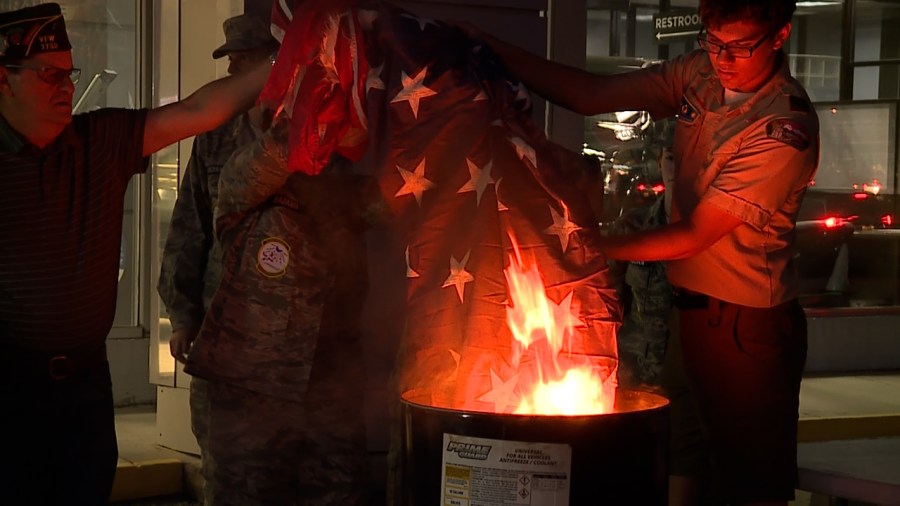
[0,108,149,351]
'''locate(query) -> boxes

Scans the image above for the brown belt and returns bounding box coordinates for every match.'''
[672,288,728,326]
[0,341,107,381]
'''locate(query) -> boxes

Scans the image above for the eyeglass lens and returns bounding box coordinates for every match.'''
[39,67,80,85]
[3,64,81,85]
[697,29,770,59]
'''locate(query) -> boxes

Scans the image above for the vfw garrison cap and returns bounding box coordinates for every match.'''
[0,3,71,63]
[212,13,276,59]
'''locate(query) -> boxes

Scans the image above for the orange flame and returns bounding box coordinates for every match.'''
[504,235,615,416]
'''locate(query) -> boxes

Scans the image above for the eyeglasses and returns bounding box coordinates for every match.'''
[2,64,81,85]
[696,28,773,59]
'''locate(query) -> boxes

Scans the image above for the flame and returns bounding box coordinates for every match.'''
[504,235,615,416]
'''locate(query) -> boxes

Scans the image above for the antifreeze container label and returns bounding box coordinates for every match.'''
[440,433,572,506]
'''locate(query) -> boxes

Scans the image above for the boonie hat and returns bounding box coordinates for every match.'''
[0,3,71,63]
[212,13,276,59]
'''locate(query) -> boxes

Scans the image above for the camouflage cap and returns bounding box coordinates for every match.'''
[0,3,71,63]
[212,13,276,59]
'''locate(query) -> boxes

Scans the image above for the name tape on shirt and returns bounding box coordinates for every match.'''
[766,118,810,151]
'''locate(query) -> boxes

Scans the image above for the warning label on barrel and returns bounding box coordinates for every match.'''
[440,433,572,505]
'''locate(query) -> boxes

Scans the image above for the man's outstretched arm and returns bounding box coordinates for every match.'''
[142,59,271,156]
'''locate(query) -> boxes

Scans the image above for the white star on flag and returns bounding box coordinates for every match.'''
[406,245,420,278]
[476,369,521,413]
[391,67,437,119]
[442,251,474,303]
[509,81,532,108]
[394,158,435,205]
[447,349,461,382]
[552,291,586,332]
[509,136,537,168]
[495,177,509,212]
[366,63,386,95]
[457,158,494,206]
[544,204,581,252]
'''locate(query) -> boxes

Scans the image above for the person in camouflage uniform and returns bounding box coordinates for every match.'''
[184,115,388,505]
[156,13,278,503]
[609,196,671,388]
[608,145,675,388]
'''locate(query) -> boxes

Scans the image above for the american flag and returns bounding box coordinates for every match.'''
[265,0,621,412]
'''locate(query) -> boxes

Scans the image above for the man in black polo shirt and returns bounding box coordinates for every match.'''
[0,4,271,504]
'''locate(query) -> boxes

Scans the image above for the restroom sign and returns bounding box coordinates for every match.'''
[653,11,702,42]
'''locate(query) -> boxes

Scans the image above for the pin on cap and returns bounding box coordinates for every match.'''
[0,3,71,63]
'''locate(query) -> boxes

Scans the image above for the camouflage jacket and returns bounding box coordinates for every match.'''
[184,121,389,402]
[608,196,672,386]
[157,113,259,332]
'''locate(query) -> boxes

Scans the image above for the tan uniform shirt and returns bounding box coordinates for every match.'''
[598,50,820,307]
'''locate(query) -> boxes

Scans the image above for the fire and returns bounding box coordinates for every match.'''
[504,236,616,416]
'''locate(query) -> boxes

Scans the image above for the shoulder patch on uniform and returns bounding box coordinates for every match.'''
[788,96,810,114]
[676,96,700,124]
[256,237,291,278]
[766,118,810,151]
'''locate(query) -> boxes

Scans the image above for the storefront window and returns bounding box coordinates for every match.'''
[801,102,899,308]
[585,1,698,225]
[853,0,900,99]
[791,1,843,102]
[147,0,242,385]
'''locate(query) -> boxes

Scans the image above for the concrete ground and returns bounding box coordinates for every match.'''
[111,373,900,505]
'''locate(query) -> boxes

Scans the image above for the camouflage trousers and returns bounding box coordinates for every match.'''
[616,262,672,389]
[204,380,369,506]
[189,377,213,503]
[616,302,671,388]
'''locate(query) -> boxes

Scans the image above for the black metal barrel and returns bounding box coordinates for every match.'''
[399,388,669,505]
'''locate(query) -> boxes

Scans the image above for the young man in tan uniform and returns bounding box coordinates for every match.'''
[465,0,818,504]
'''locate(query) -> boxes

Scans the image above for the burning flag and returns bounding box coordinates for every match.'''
[505,235,617,415]
[265,1,621,415]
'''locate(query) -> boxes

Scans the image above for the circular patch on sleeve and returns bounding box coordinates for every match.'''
[256,237,291,278]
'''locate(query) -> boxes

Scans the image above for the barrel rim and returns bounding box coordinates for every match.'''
[400,387,670,420]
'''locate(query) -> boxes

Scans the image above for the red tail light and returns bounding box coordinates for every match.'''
[651,184,665,193]
[882,214,894,227]
[823,216,855,229]
[852,192,870,201]
[636,183,647,191]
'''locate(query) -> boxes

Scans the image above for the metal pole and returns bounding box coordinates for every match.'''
[840,0,855,100]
